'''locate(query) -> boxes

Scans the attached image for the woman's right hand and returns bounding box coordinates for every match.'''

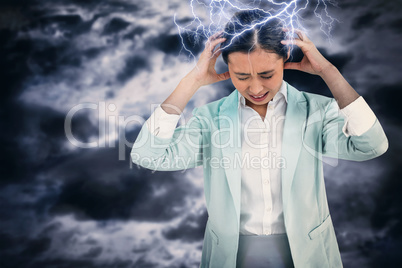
[187,32,230,88]
[161,32,230,115]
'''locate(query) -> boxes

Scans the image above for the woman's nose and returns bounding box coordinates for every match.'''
[249,79,264,95]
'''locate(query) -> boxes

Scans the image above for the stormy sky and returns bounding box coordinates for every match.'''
[0,0,401,267]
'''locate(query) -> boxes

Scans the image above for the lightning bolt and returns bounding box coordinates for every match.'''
[174,0,339,61]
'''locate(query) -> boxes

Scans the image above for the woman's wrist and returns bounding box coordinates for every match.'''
[160,72,203,115]
[183,71,204,91]
[318,63,337,81]
[318,61,338,80]
[318,63,360,109]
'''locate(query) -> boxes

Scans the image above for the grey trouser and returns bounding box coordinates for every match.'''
[236,233,295,268]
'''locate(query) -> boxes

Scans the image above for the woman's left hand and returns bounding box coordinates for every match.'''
[281,29,333,76]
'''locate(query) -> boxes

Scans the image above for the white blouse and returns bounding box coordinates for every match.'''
[237,81,287,235]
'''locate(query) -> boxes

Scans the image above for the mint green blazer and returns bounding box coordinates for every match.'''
[131,81,388,268]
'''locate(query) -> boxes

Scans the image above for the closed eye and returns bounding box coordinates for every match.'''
[237,75,272,81]
[261,76,273,80]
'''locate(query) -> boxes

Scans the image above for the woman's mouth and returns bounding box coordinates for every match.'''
[249,91,269,102]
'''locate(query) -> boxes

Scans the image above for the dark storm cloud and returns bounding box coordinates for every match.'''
[0,221,54,267]
[0,1,149,106]
[0,16,75,101]
[1,134,201,265]
[49,166,200,222]
[54,0,140,12]
[153,32,206,56]
[365,84,402,126]
[339,0,397,11]
[21,236,52,258]
[20,15,104,74]
[0,0,254,267]
[102,17,131,35]
[0,5,103,99]
[389,18,402,34]
[0,5,32,31]
[24,258,134,268]
[32,14,93,37]
[367,166,402,266]
[35,125,201,222]
[360,130,402,267]
[27,41,82,76]
[0,29,33,101]
[122,25,147,40]
[82,246,103,258]
[33,0,139,11]
[162,209,208,242]
[153,34,182,54]
[0,101,97,185]
[117,55,149,83]
[1,238,51,267]
[352,11,381,30]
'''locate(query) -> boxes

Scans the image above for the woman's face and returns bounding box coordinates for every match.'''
[228,48,286,109]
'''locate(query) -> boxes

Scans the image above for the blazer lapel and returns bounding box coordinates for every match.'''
[218,90,242,223]
[281,83,308,210]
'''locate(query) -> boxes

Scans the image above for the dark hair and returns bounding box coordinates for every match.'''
[221,10,288,64]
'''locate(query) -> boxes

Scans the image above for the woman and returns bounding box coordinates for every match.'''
[131,10,388,268]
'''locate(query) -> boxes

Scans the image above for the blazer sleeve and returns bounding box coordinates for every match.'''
[321,98,388,161]
[130,107,205,171]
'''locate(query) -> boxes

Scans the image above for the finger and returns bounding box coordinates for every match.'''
[293,29,309,42]
[294,30,304,41]
[281,39,304,48]
[210,36,226,47]
[212,48,222,58]
[212,30,224,39]
[282,28,309,42]
[207,31,224,45]
[283,62,301,71]
[282,27,300,33]
[207,37,226,53]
